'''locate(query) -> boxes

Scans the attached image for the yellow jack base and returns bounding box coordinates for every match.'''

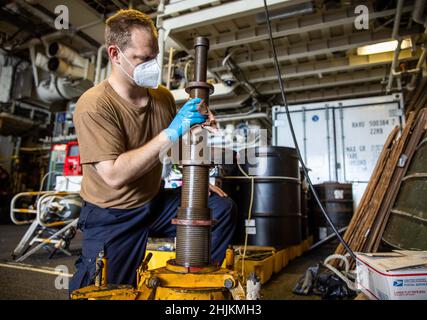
[71,284,138,300]
[70,260,245,300]
[136,260,245,300]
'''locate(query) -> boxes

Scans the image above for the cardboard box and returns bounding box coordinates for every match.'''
[356,251,427,300]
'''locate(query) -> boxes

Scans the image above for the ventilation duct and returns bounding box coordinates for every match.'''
[48,57,90,80]
[48,42,87,68]
[47,42,94,81]
[36,76,91,103]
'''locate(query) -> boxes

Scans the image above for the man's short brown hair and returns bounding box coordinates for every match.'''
[105,9,158,49]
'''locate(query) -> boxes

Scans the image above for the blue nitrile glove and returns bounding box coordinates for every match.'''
[164,97,207,142]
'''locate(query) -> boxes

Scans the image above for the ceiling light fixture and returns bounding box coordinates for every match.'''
[357,39,412,55]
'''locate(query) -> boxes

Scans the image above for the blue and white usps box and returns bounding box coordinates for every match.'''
[356,252,427,300]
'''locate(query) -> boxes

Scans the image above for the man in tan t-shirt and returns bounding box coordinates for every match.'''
[69,10,236,293]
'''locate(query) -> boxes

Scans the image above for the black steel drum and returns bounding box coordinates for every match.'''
[221,146,302,248]
[310,182,354,240]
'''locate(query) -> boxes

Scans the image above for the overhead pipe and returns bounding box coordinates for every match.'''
[40,30,99,52]
[74,19,104,32]
[215,105,258,119]
[166,47,174,89]
[48,42,88,68]
[47,57,86,80]
[386,0,404,92]
[216,112,270,123]
[222,47,263,102]
[388,0,427,92]
[16,0,56,28]
[413,0,427,26]
[407,28,427,91]
[34,52,50,72]
[28,43,40,87]
[156,0,167,80]
[406,47,427,90]
[156,26,166,80]
[94,45,106,84]
[209,94,250,110]
[47,43,95,82]
[308,227,348,252]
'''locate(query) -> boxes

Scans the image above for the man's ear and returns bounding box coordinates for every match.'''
[107,45,120,63]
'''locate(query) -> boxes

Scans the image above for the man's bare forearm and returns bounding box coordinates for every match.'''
[95,130,172,189]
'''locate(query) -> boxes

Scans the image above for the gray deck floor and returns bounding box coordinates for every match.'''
[0,224,335,300]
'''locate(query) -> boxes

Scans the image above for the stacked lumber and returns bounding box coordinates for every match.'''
[333,109,427,268]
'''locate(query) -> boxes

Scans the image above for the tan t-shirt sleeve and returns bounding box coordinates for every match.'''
[74,111,125,164]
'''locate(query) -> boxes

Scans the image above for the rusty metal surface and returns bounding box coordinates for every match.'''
[172,218,216,226]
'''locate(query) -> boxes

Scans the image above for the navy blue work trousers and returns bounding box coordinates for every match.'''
[69,187,237,294]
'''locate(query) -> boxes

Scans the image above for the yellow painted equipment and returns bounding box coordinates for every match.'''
[70,236,314,300]
[134,260,244,300]
[232,236,313,285]
[145,250,175,270]
[71,248,245,300]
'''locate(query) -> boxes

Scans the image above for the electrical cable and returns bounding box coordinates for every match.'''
[323,254,358,291]
[262,0,357,261]
[236,162,255,278]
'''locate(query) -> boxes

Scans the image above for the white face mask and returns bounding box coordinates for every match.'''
[116,46,161,89]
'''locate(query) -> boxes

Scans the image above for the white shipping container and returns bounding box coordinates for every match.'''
[272,94,404,207]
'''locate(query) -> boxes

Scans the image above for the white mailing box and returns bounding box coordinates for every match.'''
[356,251,427,300]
